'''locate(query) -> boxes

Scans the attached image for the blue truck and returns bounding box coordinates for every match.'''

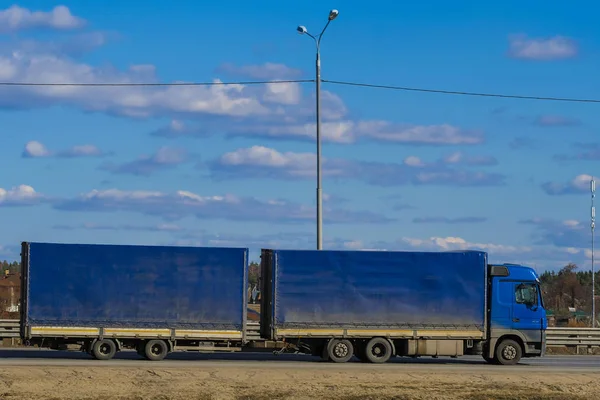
[259,248,547,365]
[19,241,547,365]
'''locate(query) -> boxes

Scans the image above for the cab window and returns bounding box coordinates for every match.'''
[515,283,538,306]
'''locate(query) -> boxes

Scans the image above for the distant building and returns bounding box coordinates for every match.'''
[0,271,20,314]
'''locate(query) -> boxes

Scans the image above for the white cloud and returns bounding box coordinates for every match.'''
[542,174,594,195]
[54,222,183,232]
[227,120,356,144]
[0,51,286,118]
[23,141,50,157]
[212,146,505,187]
[519,217,590,250]
[0,30,482,147]
[0,21,483,147]
[0,184,43,206]
[508,34,578,60]
[262,82,301,105]
[402,236,531,254]
[227,120,483,145]
[219,146,315,177]
[395,235,585,270]
[442,151,497,166]
[356,121,483,145]
[52,187,394,224]
[403,156,425,167]
[22,140,106,158]
[0,5,85,33]
[563,220,580,228]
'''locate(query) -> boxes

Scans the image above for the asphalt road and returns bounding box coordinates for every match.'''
[0,349,597,372]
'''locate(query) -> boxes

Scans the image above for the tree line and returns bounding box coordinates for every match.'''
[538,263,598,318]
[0,261,19,275]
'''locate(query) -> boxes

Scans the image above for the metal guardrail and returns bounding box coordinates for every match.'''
[0,320,597,347]
[0,319,20,338]
[246,322,261,341]
[546,327,600,347]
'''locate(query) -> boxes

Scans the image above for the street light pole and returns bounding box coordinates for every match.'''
[591,177,596,327]
[297,9,339,250]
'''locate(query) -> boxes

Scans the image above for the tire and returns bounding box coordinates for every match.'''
[364,337,393,364]
[495,339,522,365]
[326,339,354,363]
[92,339,117,360]
[144,340,169,361]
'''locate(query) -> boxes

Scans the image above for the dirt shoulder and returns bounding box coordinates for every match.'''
[0,366,596,400]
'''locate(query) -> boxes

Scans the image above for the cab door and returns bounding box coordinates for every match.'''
[512,283,544,344]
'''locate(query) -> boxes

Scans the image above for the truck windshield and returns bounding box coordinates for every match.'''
[537,283,545,309]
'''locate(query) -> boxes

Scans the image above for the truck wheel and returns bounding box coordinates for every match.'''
[92,339,117,360]
[364,337,392,364]
[495,339,522,365]
[327,339,354,363]
[144,340,169,361]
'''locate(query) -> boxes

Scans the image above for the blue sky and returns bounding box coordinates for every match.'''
[0,1,599,271]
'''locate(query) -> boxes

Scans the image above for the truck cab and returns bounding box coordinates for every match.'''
[485,263,547,365]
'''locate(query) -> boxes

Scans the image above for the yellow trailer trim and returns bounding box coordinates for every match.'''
[29,326,243,339]
[104,328,171,336]
[416,330,484,338]
[176,330,242,339]
[275,328,484,339]
[30,327,100,336]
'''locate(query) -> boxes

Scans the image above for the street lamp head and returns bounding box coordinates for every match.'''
[297,25,307,34]
[328,9,339,20]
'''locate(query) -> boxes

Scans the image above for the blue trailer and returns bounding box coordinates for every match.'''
[20,241,249,360]
[259,248,547,365]
[19,241,547,365]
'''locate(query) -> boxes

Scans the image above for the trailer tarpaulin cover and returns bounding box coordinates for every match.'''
[271,249,487,331]
[24,242,248,329]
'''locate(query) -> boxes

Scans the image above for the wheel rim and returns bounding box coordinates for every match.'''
[370,342,387,359]
[99,343,111,355]
[502,345,517,360]
[151,344,163,356]
[333,342,349,358]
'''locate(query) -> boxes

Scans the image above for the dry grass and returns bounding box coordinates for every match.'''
[0,366,595,400]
